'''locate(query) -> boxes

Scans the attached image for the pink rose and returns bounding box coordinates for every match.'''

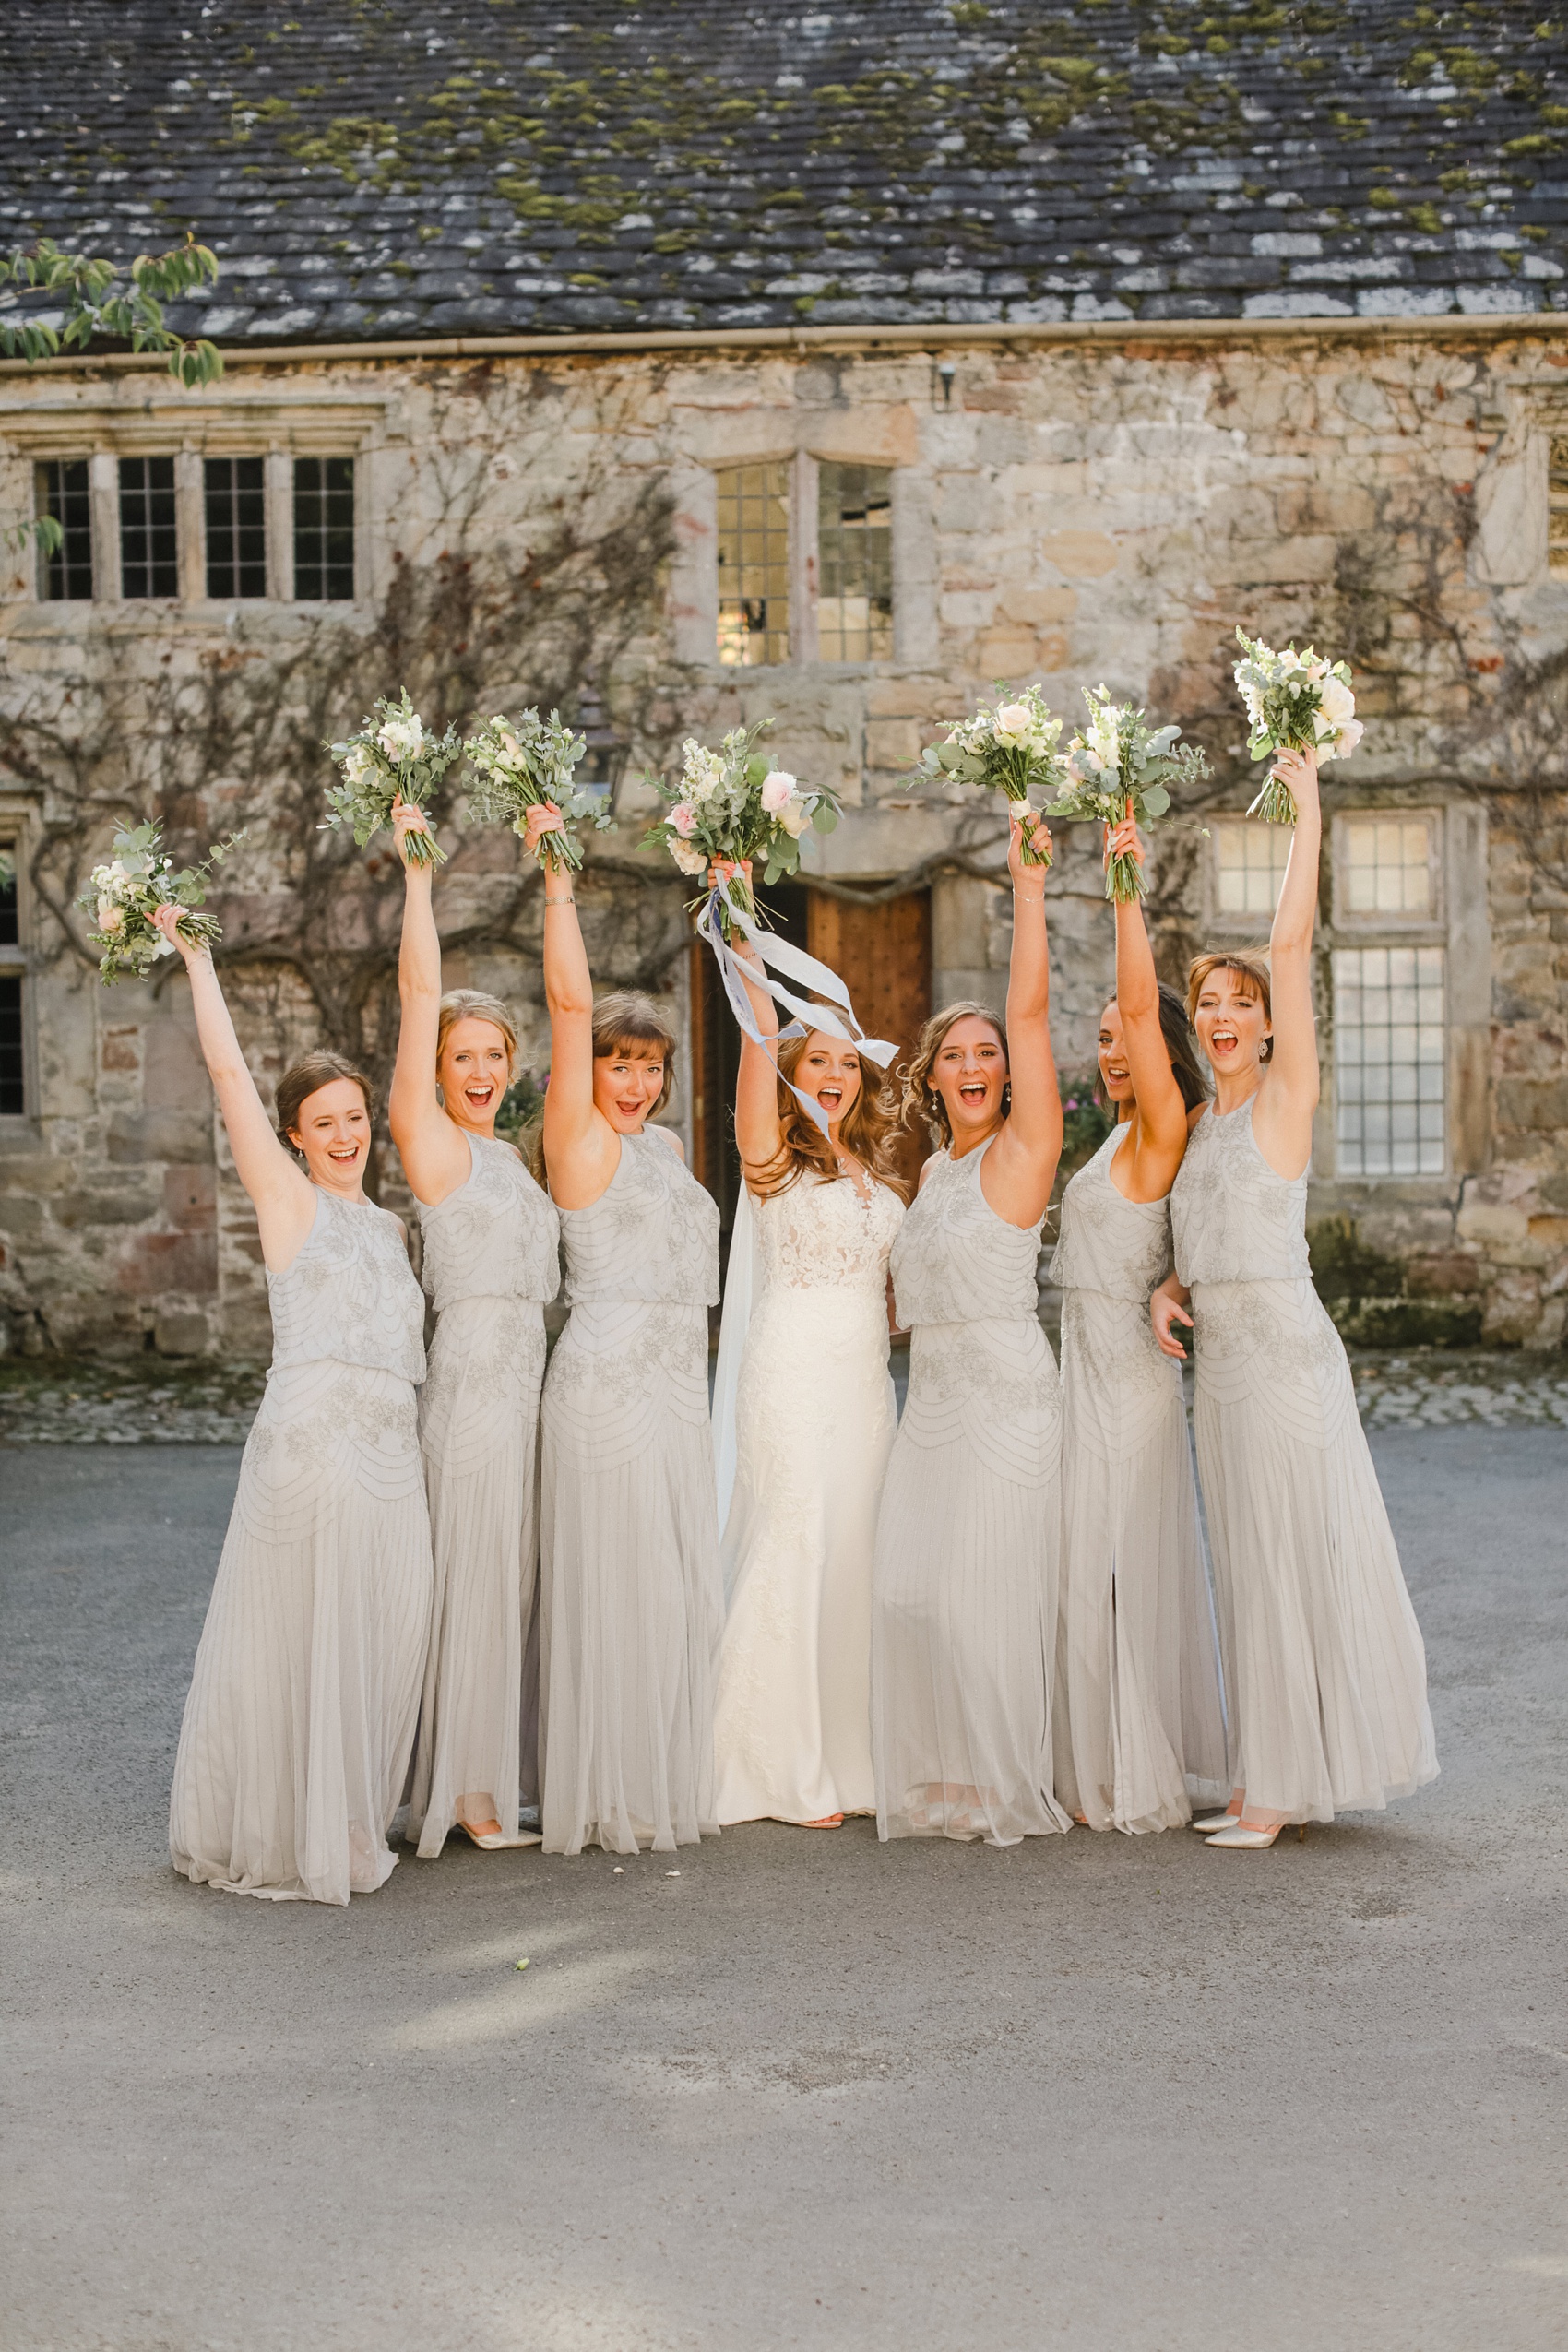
[670,802,697,838]
[760,769,797,814]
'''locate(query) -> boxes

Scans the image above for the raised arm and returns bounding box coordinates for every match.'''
[1108,817,1189,1198]
[525,800,616,1206]
[149,904,316,1269]
[730,868,784,1183]
[388,802,470,1206]
[982,812,1063,1229]
[1253,743,1321,1180]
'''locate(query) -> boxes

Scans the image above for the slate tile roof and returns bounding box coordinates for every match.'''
[1,1,1563,343]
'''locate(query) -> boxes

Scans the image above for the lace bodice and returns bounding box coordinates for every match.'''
[1050,1125,1173,1303]
[891,1142,1039,1327]
[559,1128,719,1308]
[267,1188,426,1384]
[1170,1097,1312,1286]
[419,1132,559,1313]
[754,1170,904,1300]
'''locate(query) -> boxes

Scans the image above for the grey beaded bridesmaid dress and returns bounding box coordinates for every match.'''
[169,1189,434,1904]
[408,1133,560,1855]
[539,1129,722,1855]
[871,1140,1069,1844]
[1051,1123,1229,1834]
[1171,1099,1438,1824]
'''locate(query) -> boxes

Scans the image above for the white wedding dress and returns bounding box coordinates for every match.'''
[712,1171,904,1825]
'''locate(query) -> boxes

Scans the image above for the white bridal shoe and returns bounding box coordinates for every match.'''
[1205,1821,1307,1849]
[457,1821,543,1851]
[1191,1811,1241,1833]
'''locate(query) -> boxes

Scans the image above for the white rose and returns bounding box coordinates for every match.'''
[1317,673,1356,729]
[992,702,1032,744]
[760,770,797,814]
[377,713,424,763]
[777,798,811,838]
[669,837,707,876]
[1325,718,1364,763]
[96,900,124,932]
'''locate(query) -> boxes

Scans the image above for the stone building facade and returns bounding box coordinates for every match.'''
[1,4,1565,1359]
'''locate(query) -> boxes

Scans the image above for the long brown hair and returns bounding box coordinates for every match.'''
[747,1023,909,1203]
[1187,949,1274,1064]
[899,1001,1008,1151]
[275,1052,374,1154]
[1096,983,1210,1114]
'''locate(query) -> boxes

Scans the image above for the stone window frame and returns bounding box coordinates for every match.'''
[1199,797,1489,1193]
[671,442,934,671]
[0,797,39,1125]
[1,394,386,614]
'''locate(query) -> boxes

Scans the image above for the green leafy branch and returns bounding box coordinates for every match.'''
[1,235,224,555]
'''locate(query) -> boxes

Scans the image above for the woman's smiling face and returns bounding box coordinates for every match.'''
[794,1033,863,1132]
[931,1015,1009,1144]
[1193,968,1271,1079]
[437,1017,512,1134]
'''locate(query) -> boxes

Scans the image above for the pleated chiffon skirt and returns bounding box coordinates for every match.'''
[1192,1276,1438,1824]
[1054,1288,1229,1833]
[408,1298,547,1854]
[169,1361,434,1905]
[539,1301,721,1855]
[871,1316,1069,1845]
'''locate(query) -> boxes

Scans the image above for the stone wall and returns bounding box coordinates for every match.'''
[1,316,1564,1356]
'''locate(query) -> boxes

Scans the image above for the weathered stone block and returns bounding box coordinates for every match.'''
[1497,1078,1568,1131]
[155,1307,212,1357]
[1406,1253,1483,1296]
[164,1165,218,1231]
[53,1190,160,1230]
[114,1230,219,1297]
[107,1111,215,1166]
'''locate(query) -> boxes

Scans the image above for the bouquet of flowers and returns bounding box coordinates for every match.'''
[322,688,461,869]
[1232,629,1362,824]
[916,684,1064,868]
[77,817,246,984]
[641,719,841,939]
[465,707,613,875]
[1048,684,1210,903]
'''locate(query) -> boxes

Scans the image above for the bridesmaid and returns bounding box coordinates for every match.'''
[160,907,433,1905]
[390,802,560,1857]
[525,800,721,1856]
[1051,815,1229,1835]
[871,811,1070,1844]
[1151,745,1438,1847]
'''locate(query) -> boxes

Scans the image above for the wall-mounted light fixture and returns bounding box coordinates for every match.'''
[937,358,956,407]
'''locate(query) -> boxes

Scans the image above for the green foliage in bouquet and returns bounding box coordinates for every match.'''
[916,684,1064,868]
[1048,685,1210,902]
[77,818,247,984]
[464,707,613,874]
[641,719,841,939]
[1233,629,1362,826]
[323,688,462,869]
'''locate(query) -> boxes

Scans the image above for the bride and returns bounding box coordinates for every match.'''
[712,903,909,1829]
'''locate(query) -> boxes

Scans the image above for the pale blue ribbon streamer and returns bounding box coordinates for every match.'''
[694,874,897,1137]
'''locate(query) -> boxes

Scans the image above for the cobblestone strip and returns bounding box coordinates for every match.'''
[3,1351,1566,1444]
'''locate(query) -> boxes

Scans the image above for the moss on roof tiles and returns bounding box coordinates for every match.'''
[0,0,1562,339]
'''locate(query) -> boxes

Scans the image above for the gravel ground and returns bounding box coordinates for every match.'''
[2,1347,1565,1444]
[3,1430,1565,2352]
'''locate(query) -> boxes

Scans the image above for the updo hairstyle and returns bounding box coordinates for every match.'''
[592,990,679,1117]
[275,1052,375,1154]
[1186,949,1274,1065]
[436,988,519,1077]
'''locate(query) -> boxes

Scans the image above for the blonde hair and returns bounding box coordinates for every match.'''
[748,1022,910,1204]
[592,990,678,1117]
[899,1001,1009,1150]
[436,990,518,1078]
[1186,950,1273,1063]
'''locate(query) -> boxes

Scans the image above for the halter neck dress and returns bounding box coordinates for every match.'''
[1051,1123,1228,1833]
[539,1128,721,1855]
[169,1189,434,1905]
[407,1133,560,1855]
[1170,1098,1437,1823]
[871,1140,1068,1844]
